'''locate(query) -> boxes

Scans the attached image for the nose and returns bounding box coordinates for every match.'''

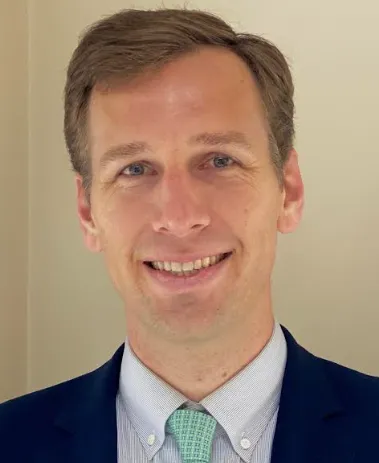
[151,170,211,238]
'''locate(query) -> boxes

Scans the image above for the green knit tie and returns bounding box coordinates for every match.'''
[167,409,217,463]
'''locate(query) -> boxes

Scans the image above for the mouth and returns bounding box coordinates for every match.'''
[142,251,233,292]
[144,251,233,276]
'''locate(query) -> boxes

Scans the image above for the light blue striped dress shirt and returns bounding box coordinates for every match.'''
[116,321,287,462]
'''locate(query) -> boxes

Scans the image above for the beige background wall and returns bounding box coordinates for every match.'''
[0,0,28,402]
[2,0,379,400]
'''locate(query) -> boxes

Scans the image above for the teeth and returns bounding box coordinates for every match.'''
[182,262,193,272]
[157,262,164,271]
[151,253,227,273]
[202,257,210,268]
[194,259,202,270]
[171,262,182,272]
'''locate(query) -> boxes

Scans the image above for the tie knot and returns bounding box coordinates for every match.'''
[167,409,217,462]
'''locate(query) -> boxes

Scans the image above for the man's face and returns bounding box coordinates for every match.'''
[77,47,303,343]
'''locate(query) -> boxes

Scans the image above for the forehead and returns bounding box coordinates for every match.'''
[88,47,268,155]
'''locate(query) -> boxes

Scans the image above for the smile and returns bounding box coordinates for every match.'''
[143,251,233,292]
[145,252,231,276]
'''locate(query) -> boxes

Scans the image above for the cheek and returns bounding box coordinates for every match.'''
[226,183,280,248]
[94,190,146,253]
[214,182,262,233]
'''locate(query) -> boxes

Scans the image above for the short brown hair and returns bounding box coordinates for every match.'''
[64,8,295,194]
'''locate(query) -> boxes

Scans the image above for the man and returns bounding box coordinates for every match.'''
[1,7,378,463]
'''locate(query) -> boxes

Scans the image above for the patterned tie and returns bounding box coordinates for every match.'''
[167,409,217,463]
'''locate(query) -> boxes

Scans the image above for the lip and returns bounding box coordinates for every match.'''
[142,251,232,264]
[143,252,233,292]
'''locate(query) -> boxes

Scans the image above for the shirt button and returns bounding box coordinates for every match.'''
[147,434,156,446]
[240,437,251,449]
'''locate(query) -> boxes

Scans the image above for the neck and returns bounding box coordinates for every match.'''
[127,310,275,402]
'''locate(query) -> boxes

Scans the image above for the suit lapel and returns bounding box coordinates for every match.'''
[271,327,356,463]
[51,344,125,463]
[47,327,358,463]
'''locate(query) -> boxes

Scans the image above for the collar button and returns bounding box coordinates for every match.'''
[240,437,251,450]
[147,434,156,446]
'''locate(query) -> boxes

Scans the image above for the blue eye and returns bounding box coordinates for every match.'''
[120,155,235,179]
[121,163,147,177]
[211,155,234,168]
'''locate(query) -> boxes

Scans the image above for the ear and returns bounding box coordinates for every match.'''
[76,175,102,252]
[277,149,304,234]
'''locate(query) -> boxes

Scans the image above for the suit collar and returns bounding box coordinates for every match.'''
[271,326,355,463]
[52,327,356,463]
[119,321,287,462]
[53,344,124,463]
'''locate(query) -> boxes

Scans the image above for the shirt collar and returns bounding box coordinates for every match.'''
[118,341,187,459]
[200,321,287,461]
[118,321,287,462]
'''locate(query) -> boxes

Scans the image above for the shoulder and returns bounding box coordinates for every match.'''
[0,343,124,431]
[0,369,103,462]
[0,344,124,461]
[0,367,99,432]
[282,326,379,415]
[315,352,379,414]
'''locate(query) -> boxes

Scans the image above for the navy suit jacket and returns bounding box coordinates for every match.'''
[1,326,379,462]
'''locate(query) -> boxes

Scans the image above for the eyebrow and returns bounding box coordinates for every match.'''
[99,131,252,168]
[99,141,151,169]
[189,131,253,150]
